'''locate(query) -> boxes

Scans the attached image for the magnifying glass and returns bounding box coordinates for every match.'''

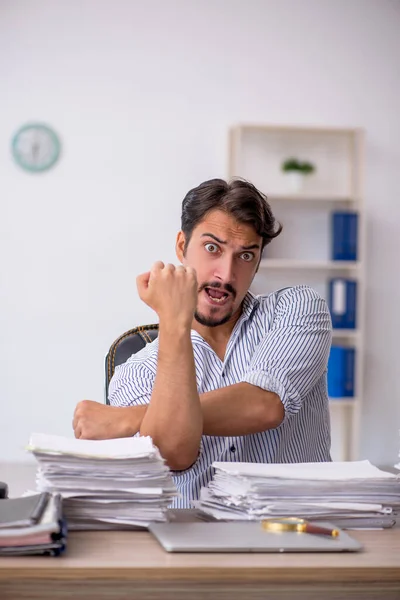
[261,517,339,538]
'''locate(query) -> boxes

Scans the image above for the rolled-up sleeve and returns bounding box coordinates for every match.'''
[242,286,332,420]
[108,360,155,407]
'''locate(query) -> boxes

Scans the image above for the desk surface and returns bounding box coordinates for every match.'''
[0,528,400,582]
[1,529,400,600]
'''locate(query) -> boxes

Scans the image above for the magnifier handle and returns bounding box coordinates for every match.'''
[298,523,339,537]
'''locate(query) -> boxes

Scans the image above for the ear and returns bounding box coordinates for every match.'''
[175,230,186,263]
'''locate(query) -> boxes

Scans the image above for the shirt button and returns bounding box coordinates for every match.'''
[230,445,236,453]
[222,373,225,378]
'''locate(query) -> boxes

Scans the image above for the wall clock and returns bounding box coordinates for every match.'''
[11,123,61,172]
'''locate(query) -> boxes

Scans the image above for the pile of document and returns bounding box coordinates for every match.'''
[28,433,177,530]
[0,492,66,556]
[195,461,400,529]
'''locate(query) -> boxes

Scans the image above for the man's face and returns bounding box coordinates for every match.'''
[176,209,262,328]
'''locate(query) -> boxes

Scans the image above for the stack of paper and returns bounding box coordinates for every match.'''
[195,461,400,529]
[0,492,66,556]
[28,433,177,530]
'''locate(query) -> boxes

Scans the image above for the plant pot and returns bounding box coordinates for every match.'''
[285,171,304,194]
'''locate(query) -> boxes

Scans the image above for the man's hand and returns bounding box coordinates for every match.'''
[136,262,197,329]
[73,400,145,440]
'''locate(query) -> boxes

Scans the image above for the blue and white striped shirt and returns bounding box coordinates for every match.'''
[109,286,332,508]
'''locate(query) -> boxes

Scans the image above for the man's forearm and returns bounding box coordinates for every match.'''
[130,382,283,439]
[200,382,284,436]
[139,324,203,470]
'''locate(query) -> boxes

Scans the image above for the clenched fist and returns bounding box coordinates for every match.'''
[73,400,143,440]
[136,262,197,328]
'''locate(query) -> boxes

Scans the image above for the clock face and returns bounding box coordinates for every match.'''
[12,123,61,172]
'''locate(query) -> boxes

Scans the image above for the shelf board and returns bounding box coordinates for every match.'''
[268,194,356,204]
[329,398,358,407]
[331,329,359,338]
[259,259,360,270]
[233,124,360,135]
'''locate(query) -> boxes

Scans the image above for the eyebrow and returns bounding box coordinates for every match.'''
[201,232,260,251]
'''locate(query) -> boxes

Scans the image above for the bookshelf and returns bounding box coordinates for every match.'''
[259,259,360,270]
[228,124,365,461]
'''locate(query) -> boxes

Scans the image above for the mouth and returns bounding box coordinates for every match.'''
[203,287,231,306]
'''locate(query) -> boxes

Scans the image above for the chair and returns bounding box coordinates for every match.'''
[0,481,8,498]
[104,324,159,404]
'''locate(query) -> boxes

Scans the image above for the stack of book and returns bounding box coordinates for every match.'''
[331,211,358,261]
[328,345,355,397]
[28,433,177,530]
[0,492,66,556]
[328,278,357,329]
[194,460,400,529]
[327,276,357,398]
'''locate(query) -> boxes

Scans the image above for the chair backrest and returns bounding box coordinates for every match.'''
[0,481,8,499]
[104,324,159,404]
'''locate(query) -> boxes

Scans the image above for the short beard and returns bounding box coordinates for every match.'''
[194,281,237,328]
[194,309,233,328]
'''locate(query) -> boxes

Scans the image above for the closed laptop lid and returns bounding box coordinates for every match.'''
[0,493,50,529]
[148,521,362,553]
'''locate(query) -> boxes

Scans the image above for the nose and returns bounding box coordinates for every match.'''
[213,254,236,285]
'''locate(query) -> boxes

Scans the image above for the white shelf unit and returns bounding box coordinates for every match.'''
[259,259,360,270]
[228,124,365,462]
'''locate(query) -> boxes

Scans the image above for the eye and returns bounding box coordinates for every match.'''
[240,252,254,262]
[204,243,220,254]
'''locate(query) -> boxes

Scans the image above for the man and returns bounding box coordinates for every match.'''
[74,178,332,508]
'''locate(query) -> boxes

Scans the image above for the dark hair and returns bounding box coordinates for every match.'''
[181,178,282,251]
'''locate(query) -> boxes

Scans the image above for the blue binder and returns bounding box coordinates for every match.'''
[331,212,358,261]
[328,278,357,329]
[328,346,355,398]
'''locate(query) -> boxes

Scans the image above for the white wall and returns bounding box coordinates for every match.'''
[1,0,399,465]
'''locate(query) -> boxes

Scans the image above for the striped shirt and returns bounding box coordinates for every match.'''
[109,285,332,508]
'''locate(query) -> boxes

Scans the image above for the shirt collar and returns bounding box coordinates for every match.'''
[240,290,260,322]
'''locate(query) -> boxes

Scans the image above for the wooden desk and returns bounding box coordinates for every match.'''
[0,529,400,600]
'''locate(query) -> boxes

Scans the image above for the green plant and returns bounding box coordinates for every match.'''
[281,158,316,174]
[300,161,315,174]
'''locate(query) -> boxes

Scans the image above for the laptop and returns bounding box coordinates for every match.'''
[148,521,363,553]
